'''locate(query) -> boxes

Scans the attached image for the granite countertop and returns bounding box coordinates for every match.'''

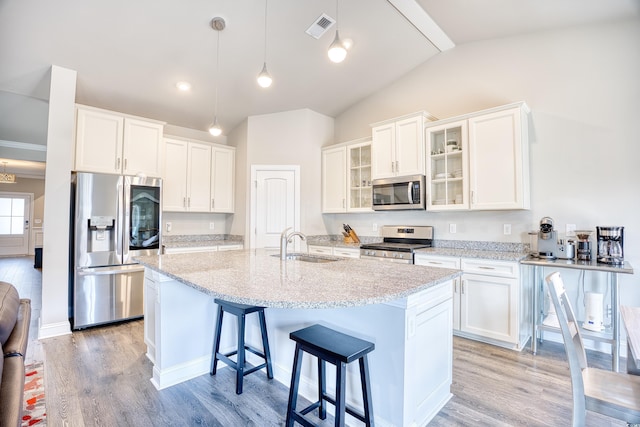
[415,247,530,262]
[162,234,243,249]
[135,249,461,309]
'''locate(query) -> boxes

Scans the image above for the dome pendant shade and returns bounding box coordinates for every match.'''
[257,62,273,88]
[328,30,347,63]
[209,117,222,136]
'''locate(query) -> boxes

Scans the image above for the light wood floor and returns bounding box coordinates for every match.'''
[1,256,628,426]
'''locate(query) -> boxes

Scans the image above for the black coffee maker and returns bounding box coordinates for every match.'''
[596,226,624,265]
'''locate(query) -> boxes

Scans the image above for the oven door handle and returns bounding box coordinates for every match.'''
[408,181,414,204]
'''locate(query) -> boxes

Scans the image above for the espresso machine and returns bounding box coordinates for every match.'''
[536,217,558,259]
[596,226,624,265]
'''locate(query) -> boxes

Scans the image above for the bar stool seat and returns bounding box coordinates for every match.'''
[210,298,273,395]
[286,324,375,427]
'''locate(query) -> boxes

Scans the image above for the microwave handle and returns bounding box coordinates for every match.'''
[408,181,414,204]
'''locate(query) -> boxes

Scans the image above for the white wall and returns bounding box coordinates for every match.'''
[329,19,640,306]
[229,108,334,244]
[40,65,76,338]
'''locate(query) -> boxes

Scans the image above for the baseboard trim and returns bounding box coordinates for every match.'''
[38,317,72,339]
[151,355,211,390]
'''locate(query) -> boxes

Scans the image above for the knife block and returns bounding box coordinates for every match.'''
[344,230,360,244]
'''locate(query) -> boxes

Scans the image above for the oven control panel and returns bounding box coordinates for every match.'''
[360,249,414,262]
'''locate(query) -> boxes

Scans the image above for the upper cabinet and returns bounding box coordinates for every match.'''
[210,146,235,213]
[426,102,530,211]
[162,137,235,213]
[75,105,164,177]
[322,138,372,213]
[426,120,469,210]
[371,112,435,179]
[468,104,530,210]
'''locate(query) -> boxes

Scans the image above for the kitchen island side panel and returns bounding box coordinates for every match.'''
[144,268,453,426]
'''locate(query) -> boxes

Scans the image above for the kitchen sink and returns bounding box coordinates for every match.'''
[271,253,341,263]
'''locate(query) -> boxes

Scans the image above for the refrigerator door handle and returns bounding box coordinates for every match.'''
[122,176,131,263]
[77,264,145,276]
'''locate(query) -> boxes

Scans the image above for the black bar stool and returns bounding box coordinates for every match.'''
[210,299,273,394]
[285,324,375,427]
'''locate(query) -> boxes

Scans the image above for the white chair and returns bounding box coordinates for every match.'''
[546,272,640,426]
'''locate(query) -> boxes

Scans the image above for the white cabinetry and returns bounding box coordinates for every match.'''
[163,137,235,213]
[321,138,372,213]
[426,120,469,210]
[308,245,360,259]
[163,244,243,254]
[371,112,433,179]
[75,105,164,177]
[163,138,211,212]
[468,104,530,210]
[321,146,347,213]
[425,102,530,211]
[414,253,530,350]
[210,146,235,213]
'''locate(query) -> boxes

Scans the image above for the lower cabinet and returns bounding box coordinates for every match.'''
[163,244,243,254]
[414,253,530,350]
[308,245,360,258]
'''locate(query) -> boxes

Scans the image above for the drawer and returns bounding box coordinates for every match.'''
[414,254,461,269]
[333,248,360,259]
[308,245,334,256]
[461,258,518,278]
[164,246,217,254]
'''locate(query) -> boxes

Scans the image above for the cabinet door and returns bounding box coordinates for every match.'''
[371,123,395,179]
[321,146,347,213]
[468,107,529,210]
[75,107,123,174]
[123,118,163,177]
[186,142,212,212]
[162,138,188,212]
[460,273,518,344]
[395,115,425,176]
[347,141,372,212]
[426,120,469,210]
[210,147,235,213]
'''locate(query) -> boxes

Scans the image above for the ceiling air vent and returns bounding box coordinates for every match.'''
[305,13,335,39]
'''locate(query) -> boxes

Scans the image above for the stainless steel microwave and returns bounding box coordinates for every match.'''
[372,175,426,211]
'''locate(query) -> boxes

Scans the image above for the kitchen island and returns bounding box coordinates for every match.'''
[136,249,461,427]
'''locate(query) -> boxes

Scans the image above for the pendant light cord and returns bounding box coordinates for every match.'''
[263,0,268,63]
[215,27,220,118]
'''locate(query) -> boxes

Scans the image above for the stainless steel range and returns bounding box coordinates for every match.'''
[360,225,433,264]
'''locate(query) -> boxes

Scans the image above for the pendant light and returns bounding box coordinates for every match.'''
[0,162,16,184]
[257,0,273,88]
[209,17,225,137]
[328,0,347,63]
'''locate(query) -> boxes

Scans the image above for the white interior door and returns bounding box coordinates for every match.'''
[251,166,299,249]
[0,192,32,256]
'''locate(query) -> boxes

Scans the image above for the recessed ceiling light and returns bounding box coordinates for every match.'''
[176,81,191,91]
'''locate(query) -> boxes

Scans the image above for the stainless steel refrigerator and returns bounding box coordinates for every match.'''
[70,172,162,329]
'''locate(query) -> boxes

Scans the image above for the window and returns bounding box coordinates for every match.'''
[0,197,25,235]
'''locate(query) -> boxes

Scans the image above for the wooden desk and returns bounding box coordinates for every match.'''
[621,305,640,375]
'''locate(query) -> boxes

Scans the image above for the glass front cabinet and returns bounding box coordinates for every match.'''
[426,120,469,210]
[347,141,372,212]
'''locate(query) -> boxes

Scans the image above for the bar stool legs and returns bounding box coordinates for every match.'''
[286,324,375,427]
[210,299,273,395]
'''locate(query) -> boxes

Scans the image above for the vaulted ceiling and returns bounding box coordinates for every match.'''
[1,0,638,178]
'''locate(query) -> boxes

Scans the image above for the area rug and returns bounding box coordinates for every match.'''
[22,361,46,426]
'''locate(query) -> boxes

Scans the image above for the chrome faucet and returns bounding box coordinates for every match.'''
[279,227,307,260]
[280,227,293,260]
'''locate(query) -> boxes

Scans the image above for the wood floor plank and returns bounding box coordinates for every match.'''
[0,256,631,426]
